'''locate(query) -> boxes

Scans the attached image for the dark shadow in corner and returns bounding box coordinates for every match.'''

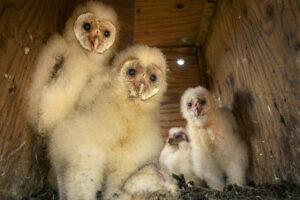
[27,125,52,197]
[231,90,256,184]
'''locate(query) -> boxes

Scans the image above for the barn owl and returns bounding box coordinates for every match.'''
[181,86,248,191]
[123,164,178,197]
[48,45,176,200]
[26,1,118,134]
[159,127,201,186]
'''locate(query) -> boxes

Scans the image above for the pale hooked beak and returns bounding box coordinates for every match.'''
[192,102,202,117]
[89,29,101,50]
[193,106,200,117]
[141,87,159,101]
[136,76,160,101]
[138,82,145,95]
[94,35,99,49]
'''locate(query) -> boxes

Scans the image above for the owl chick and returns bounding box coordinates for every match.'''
[159,127,201,186]
[181,86,248,191]
[48,45,171,200]
[123,164,178,197]
[26,1,118,134]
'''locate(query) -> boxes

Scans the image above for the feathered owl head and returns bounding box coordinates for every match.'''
[63,1,118,56]
[181,86,216,122]
[167,127,188,146]
[113,45,167,105]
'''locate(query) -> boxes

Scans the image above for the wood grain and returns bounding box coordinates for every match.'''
[159,47,205,142]
[203,0,300,185]
[195,0,217,46]
[134,0,205,46]
[103,0,134,51]
[0,1,66,198]
[0,0,133,199]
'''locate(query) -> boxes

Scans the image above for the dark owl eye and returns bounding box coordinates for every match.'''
[83,23,91,31]
[187,102,192,108]
[128,68,136,76]
[200,99,206,105]
[150,74,156,82]
[104,30,110,37]
[175,135,182,139]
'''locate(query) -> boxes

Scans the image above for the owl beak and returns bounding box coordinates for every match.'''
[192,104,200,117]
[88,30,102,51]
[94,37,99,49]
[192,101,203,117]
[137,77,160,100]
[193,108,199,117]
[138,82,145,95]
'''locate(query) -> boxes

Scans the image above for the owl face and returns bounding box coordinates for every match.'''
[73,12,116,53]
[167,127,188,146]
[181,86,214,121]
[118,58,164,101]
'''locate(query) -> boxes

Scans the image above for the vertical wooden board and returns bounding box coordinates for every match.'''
[203,0,300,185]
[195,0,217,46]
[0,0,134,199]
[0,1,69,198]
[159,48,205,142]
[102,0,134,51]
[134,0,205,46]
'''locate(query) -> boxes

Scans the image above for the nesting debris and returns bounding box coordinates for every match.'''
[27,174,300,200]
[7,141,27,159]
[174,174,300,200]
[24,186,58,200]
[24,47,30,54]
[131,192,177,200]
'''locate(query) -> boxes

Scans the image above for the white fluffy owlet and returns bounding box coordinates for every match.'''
[26,1,118,134]
[181,86,248,190]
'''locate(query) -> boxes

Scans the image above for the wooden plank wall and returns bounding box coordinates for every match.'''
[203,0,300,185]
[195,0,217,46]
[133,0,211,141]
[159,47,205,141]
[0,0,134,199]
[134,0,206,46]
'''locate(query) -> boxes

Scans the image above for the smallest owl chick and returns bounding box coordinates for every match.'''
[181,86,248,191]
[123,164,178,197]
[159,127,201,186]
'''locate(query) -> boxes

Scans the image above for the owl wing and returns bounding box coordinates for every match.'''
[26,34,68,134]
[38,45,94,133]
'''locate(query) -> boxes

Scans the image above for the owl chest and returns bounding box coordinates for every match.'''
[191,127,217,153]
[117,121,137,148]
[109,118,161,167]
[117,117,158,148]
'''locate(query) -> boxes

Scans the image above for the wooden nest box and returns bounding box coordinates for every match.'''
[0,0,299,199]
